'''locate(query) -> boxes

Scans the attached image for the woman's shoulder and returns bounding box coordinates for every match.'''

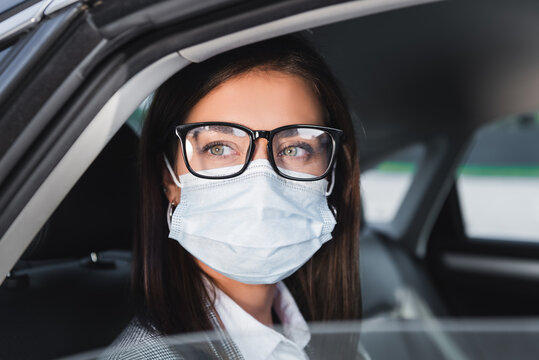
[99,318,183,360]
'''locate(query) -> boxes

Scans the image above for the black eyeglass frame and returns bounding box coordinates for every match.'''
[174,122,343,181]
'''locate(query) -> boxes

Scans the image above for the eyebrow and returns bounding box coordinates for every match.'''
[278,128,300,137]
[205,125,236,134]
[277,128,327,139]
[189,125,236,139]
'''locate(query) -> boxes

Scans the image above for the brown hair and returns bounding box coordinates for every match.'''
[133,34,361,334]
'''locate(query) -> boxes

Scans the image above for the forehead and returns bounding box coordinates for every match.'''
[185,70,325,130]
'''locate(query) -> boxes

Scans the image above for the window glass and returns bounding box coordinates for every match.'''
[0,38,20,67]
[361,144,425,223]
[457,114,539,242]
[126,95,152,136]
[0,45,12,63]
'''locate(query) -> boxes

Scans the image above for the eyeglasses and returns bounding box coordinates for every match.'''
[175,122,343,181]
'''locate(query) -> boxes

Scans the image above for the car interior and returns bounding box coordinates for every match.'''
[1,0,539,359]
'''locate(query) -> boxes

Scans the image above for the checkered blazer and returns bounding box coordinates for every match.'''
[100,310,369,359]
[100,309,245,360]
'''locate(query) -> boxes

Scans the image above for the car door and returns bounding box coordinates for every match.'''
[427,113,539,317]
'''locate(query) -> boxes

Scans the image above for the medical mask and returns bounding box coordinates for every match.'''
[166,159,337,284]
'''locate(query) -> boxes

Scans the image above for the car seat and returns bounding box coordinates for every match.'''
[359,226,455,360]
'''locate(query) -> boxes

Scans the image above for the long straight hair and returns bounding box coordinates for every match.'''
[133,34,361,334]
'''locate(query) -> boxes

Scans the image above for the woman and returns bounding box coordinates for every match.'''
[107,34,361,359]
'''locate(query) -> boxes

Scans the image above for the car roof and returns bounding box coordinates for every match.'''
[0,0,35,16]
[315,0,539,168]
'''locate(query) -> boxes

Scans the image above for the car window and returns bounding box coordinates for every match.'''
[457,114,539,242]
[0,37,22,71]
[126,95,151,136]
[0,44,13,62]
[361,144,425,224]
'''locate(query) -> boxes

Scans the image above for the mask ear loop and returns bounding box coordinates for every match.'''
[325,163,336,197]
[163,153,183,188]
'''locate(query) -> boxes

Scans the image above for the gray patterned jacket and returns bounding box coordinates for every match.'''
[100,313,368,360]
[101,310,245,360]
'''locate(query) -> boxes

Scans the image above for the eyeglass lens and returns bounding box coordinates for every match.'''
[184,125,333,179]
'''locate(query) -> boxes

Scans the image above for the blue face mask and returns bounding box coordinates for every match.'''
[166,159,337,285]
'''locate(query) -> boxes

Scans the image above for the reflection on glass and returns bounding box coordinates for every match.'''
[63,319,539,360]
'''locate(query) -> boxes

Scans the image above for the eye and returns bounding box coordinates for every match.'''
[206,143,234,156]
[280,145,308,157]
[210,144,225,155]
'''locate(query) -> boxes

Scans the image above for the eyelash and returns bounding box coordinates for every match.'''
[201,141,231,154]
[277,142,313,155]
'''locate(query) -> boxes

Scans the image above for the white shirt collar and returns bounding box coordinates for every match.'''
[212,281,311,360]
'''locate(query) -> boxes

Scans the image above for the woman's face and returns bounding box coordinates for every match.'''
[165,69,328,286]
[172,70,326,178]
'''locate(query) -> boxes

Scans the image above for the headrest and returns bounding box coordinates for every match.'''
[21,125,139,260]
